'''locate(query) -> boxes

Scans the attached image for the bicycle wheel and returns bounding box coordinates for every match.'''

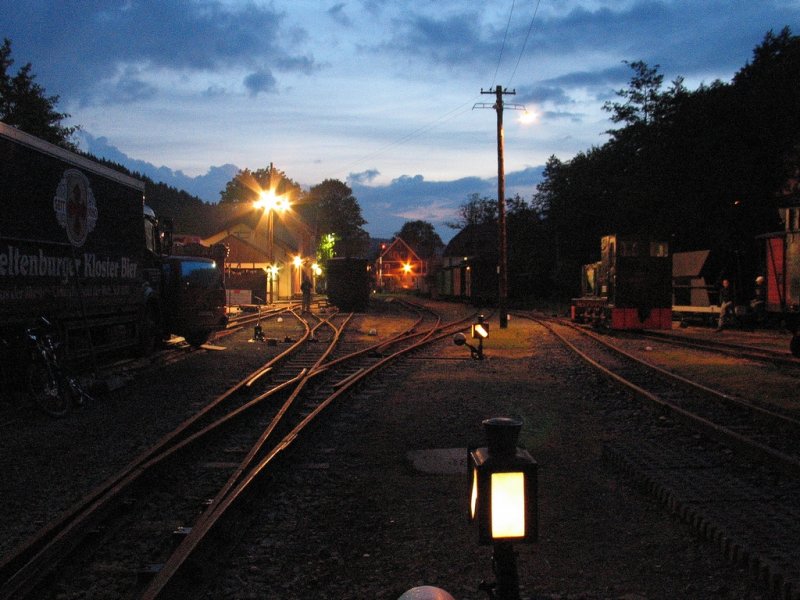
[26,361,69,417]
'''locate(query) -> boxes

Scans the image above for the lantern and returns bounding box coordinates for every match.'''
[468,417,537,545]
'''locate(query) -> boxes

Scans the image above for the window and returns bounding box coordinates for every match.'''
[650,241,669,257]
[180,260,221,287]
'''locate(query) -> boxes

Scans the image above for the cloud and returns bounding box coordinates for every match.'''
[5,0,318,105]
[348,169,381,184]
[351,169,544,241]
[76,132,544,243]
[244,69,278,96]
[533,1,799,80]
[95,66,158,104]
[328,3,353,27]
[78,132,238,201]
[371,9,500,71]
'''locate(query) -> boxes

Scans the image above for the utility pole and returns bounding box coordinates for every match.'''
[479,85,516,328]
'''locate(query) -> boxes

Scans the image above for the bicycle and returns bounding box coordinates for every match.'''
[24,317,92,417]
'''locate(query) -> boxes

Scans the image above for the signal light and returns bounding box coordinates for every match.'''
[471,322,489,339]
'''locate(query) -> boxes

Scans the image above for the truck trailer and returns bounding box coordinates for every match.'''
[0,121,227,371]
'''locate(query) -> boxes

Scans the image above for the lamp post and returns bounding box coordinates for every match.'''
[256,190,289,304]
[468,417,537,600]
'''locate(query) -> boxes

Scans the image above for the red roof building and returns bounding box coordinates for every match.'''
[375,237,428,292]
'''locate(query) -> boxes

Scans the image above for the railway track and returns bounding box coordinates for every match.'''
[0,299,474,600]
[636,328,800,368]
[518,314,800,600]
[85,304,298,388]
[533,317,800,477]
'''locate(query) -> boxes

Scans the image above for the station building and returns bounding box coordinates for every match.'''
[203,208,315,305]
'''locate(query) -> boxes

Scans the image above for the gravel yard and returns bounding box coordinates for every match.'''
[0,304,773,599]
[199,309,768,599]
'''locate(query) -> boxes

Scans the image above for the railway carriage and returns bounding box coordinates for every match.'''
[759,206,800,356]
[571,234,672,330]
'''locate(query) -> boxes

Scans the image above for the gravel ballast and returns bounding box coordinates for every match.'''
[0,308,771,599]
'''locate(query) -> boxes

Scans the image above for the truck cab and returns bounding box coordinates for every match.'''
[160,256,226,346]
[143,206,227,347]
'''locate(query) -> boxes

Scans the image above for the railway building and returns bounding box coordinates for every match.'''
[437,223,498,305]
[374,237,429,293]
[203,209,315,305]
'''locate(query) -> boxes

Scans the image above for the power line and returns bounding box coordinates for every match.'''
[491,0,517,89]
[327,2,542,182]
[332,96,481,179]
[508,0,542,87]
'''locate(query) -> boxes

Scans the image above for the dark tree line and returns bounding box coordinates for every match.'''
[530,27,800,298]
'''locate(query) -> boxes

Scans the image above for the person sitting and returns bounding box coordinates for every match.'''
[716,278,734,331]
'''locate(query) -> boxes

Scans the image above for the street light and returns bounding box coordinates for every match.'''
[468,417,537,600]
[255,190,290,304]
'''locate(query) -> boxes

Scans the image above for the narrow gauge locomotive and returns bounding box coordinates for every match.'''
[572,234,672,330]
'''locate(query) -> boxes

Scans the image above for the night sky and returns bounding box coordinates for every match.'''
[4,1,797,240]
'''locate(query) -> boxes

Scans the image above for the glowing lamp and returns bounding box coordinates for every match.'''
[471,322,489,339]
[468,417,537,545]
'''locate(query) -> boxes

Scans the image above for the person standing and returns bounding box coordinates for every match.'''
[301,275,312,313]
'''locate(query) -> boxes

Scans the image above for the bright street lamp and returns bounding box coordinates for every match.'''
[254,189,290,304]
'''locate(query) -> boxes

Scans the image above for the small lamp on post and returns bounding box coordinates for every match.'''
[468,417,537,600]
[471,314,489,360]
[454,314,489,360]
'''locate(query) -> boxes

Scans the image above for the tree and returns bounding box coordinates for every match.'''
[604,60,668,132]
[0,38,78,148]
[218,164,302,205]
[306,179,370,258]
[395,220,443,259]
[531,28,800,301]
[447,193,498,229]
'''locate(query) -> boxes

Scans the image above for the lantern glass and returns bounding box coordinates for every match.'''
[470,467,479,520]
[491,471,526,538]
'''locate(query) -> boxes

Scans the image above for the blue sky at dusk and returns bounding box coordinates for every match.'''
[3,1,798,241]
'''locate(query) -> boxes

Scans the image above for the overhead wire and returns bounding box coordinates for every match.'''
[491,0,517,89]
[507,0,542,87]
[332,97,481,179]
[328,0,537,181]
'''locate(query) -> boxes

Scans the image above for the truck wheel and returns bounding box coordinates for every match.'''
[27,361,69,417]
[185,330,211,347]
[790,334,800,358]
